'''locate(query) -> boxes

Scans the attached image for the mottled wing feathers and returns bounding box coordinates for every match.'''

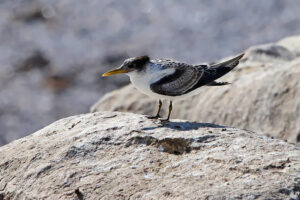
[150,53,244,96]
[186,53,244,90]
[150,63,203,96]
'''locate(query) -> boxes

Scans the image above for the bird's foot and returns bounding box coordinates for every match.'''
[146,115,160,119]
[160,118,170,122]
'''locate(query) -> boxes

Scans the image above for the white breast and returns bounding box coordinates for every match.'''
[127,63,175,100]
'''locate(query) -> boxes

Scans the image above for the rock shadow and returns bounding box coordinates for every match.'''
[142,120,227,131]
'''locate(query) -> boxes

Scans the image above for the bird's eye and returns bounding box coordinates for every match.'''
[128,63,136,68]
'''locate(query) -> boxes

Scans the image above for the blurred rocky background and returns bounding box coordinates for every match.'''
[1,0,300,146]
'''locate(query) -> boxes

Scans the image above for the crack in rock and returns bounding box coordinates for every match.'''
[263,158,291,170]
[65,136,115,159]
[158,138,191,155]
[36,165,52,178]
[65,145,97,159]
[126,135,217,155]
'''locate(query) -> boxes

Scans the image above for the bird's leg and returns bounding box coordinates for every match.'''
[161,100,172,121]
[147,100,162,119]
[167,100,173,120]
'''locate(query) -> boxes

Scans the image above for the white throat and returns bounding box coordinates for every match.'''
[127,63,175,99]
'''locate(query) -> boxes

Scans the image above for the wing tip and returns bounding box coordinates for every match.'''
[231,52,245,63]
[211,52,245,69]
[236,52,245,60]
[227,52,245,69]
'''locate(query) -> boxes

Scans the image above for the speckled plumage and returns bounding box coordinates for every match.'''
[103,53,244,120]
[145,53,244,97]
[148,59,203,96]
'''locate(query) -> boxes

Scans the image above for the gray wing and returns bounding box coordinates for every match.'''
[150,53,244,96]
[150,63,203,96]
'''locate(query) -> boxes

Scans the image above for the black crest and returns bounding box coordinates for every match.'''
[127,55,150,70]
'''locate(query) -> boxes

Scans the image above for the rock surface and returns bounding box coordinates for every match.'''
[0,112,300,199]
[91,36,300,144]
[2,1,300,146]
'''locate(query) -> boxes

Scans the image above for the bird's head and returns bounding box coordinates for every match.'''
[102,55,150,77]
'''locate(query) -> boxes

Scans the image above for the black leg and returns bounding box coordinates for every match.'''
[157,99,162,117]
[147,99,162,119]
[167,100,172,120]
[161,100,172,121]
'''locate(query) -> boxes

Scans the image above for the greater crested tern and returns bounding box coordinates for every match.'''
[103,53,244,120]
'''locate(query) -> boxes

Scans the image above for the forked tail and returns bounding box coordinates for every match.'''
[193,53,244,87]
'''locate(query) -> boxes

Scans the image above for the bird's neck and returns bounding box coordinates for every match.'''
[128,63,174,84]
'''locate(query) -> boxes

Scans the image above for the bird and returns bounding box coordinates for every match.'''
[102,53,244,121]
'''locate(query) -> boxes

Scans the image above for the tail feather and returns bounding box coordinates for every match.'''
[207,81,231,86]
[198,53,244,86]
[211,53,244,69]
[185,53,244,93]
[205,54,244,87]
[200,53,244,84]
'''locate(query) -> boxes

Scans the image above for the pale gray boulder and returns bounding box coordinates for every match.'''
[0,112,299,199]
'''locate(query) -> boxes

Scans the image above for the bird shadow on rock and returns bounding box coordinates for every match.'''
[142,120,227,132]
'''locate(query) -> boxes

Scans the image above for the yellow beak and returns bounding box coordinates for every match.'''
[102,69,129,77]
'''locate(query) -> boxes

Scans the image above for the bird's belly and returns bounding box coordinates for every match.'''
[129,75,204,101]
[129,75,159,98]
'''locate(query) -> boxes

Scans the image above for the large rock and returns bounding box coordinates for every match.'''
[0,112,300,199]
[91,36,300,144]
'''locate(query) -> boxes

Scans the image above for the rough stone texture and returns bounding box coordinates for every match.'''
[2,1,300,146]
[91,36,300,144]
[0,112,299,199]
